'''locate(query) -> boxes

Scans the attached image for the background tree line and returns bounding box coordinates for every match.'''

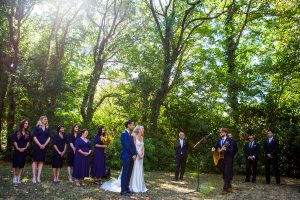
[0,0,299,177]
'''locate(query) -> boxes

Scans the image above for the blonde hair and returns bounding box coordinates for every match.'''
[36,116,48,128]
[133,125,144,136]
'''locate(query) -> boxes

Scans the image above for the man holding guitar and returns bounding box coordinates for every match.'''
[212,128,234,194]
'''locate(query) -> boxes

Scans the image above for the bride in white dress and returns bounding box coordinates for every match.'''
[101,125,148,193]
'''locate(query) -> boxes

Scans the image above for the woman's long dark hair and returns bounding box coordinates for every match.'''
[70,124,79,139]
[17,119,30,140]
[57,125,65,139]
[97,126,105,136]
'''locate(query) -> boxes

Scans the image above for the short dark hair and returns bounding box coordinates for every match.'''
[125,119,134,128]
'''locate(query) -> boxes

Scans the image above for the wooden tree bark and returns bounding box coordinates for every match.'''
[81,0,129,126]
[2,0,34,152]
[224,0,252,131]
[41,3,83,121]
[148,0,226,134]
[0,66,8,147]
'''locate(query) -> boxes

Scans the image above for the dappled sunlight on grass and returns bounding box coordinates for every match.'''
[0,161,299,199]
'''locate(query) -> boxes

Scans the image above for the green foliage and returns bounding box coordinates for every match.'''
[0,0,299,178]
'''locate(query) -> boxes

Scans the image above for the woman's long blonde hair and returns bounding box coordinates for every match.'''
[133,125,144,136]
[36,116,48,128]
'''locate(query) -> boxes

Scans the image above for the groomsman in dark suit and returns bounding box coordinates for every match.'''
[264,130,280,184]
[174,132,188,181]
[212,128,234,194]
[244,134,260,183]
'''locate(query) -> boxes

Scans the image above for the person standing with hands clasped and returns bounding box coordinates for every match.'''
[120,120,136,196]
[11,120,31,184]
[243,134,260,183]
[73,129,92,186]
[174,132,188,181]
[264,130,280,185]
[32,116,51,183]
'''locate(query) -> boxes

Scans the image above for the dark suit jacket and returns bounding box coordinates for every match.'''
[244,141,260,160]
[214,137,234,161]
[231,139,238,156]
[174,139,188,158]
[264,138,279,158]
[120,130,136,160]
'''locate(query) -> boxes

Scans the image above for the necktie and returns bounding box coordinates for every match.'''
[221,139,224,146]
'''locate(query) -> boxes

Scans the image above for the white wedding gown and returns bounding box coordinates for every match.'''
[101,138,148,193]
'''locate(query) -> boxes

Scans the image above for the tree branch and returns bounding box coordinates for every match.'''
[235,0,252,49]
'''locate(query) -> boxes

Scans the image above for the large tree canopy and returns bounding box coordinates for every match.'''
[0,0,299,177]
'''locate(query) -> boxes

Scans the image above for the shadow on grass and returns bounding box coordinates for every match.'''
[0,161,299,200]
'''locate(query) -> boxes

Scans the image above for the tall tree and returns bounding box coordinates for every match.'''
[147,0,226,134]
[224,0,253,131]
[40,1,83,121]
[1,0,35,151]
[80,0,131,126]
[0,3,9,146]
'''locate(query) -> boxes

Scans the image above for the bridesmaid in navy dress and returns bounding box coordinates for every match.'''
[32,116,51,183]
[91,126,107,185]
[73,129,92,186]
[66,124,80,182]
[11,120,31,184]
[52,125,67,183]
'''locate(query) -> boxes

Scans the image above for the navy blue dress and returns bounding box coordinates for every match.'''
[11,131,31,168]
[32,126,50,162]
[73,138,91,179]
[52,133,66,168]
[91,134,106,178]
[66,133,81,167]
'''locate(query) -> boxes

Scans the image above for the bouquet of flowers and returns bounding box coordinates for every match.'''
[101,135,114,145]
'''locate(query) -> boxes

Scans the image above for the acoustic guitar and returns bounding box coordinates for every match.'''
[213,141,230,166]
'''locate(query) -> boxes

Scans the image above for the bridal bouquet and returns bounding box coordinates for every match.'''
[102,135,114,145]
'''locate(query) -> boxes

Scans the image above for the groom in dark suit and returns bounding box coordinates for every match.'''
[174,132,188,181]
[120,120,136,196]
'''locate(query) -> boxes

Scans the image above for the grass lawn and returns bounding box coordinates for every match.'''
[0,161,299,200]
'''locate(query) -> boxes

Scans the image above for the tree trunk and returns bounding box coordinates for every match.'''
[0,68,8,147]
[6,74,16,151]
[224,0,252,131]
[149,61,173,134]
[81,63,104,126]
[80,0,128,127]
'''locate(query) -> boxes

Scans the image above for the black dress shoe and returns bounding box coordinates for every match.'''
[121,192,129,196]
[127,191,134,194]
